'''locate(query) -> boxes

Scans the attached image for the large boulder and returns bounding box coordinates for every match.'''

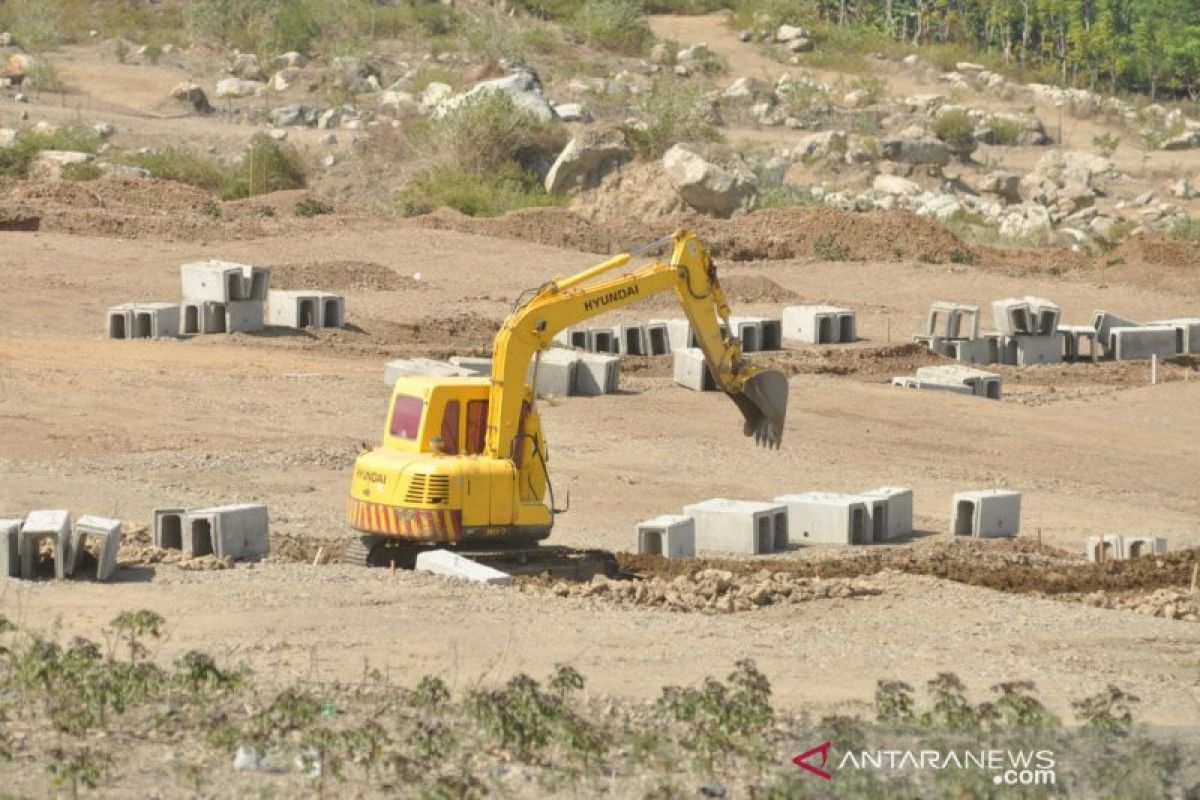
[31,150,91,180]
[663,143,758,217]
[268,104,319,128]
[437,68,556,121]
[975,171,1020,203]
[878,136,951,166]
[1161,126,1200,151]
[168,82,213,114]
[215,77,265,98]
[793,130,846,161]
[230,53,266,81]
[872,174,921,196]
[999,204,1053,240]
[544,128,632,195]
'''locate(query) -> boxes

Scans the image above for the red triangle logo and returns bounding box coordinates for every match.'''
[792,741,833,780]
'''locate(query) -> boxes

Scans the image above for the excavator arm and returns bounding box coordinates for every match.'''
[484,230,789,463]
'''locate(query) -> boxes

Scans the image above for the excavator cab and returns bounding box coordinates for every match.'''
[348,377,552,546]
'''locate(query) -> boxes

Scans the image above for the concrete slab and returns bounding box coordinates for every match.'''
[153,507,189,550]
[783,305,849,344]
[1122,536,1167,559]
[385,358,472,386]
[951,490,1021,538]
[1110,326,1177,361]
[683,498,787,554]
[0,519,21,578]
[953,335,1002,365]
[673,348,717,391]
[891,376,976,395]
[1149,318,1200,355]
[533,349,579,397]
[636,514,695,559]
[20,509,70,580]
[180,300,227,334]
[181,260,270,303]
[225,300,264,333]
[574,352,620,396]
[774,492,872,545]
[68,515,122,581]
[190,504,269,560]
[415,549,513,585]
[1086,534,1124,563]
[861,486,914,539]
[1025,297,1061,336]
[448,356,492,376]
[1090,311,1140,355]
[916,365,1002,399]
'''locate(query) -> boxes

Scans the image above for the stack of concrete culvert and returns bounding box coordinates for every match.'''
[105,259,346,339]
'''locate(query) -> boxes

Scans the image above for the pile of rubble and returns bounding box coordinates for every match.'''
[1076,589,1199,622]
[519,570,882,614]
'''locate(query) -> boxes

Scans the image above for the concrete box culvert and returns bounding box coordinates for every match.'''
[636,514,695,559]
[682,498,786,555]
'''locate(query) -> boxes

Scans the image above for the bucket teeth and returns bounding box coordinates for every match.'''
[732,369,788,448]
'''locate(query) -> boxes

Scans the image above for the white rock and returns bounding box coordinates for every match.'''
[872,174,921,196]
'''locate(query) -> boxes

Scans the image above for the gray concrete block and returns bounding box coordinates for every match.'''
[645,322,670,355]
[385,358,472,386]
[1149,318,1200,354]
[533,349,579,397]
[774,492,872,545]
[110,303,179,340]
[891,376,975,395]
[953,335,1003,365]
[728,317,763,352]
[574,352,620,396]
[181,260,270,303]
[183,512,217,557]
[636,514,695,558]
[20,509,70,580]
[448,356,492,376]
[673,348,717,391]
[912,335,959,358]
[1011,333,1063,365]
[268,290,322,328]
[1122,536,1167,559]
[926,301,980,339]
[783,305,848,344]
[106,304,134,339]
[651,319,697,351]
[415,549,512,585]
[180,300,227,334]
[991,298,1033,335]
[225,300,264,333]
[68,515,122,581]
[612,324,646,356]
[1110,325,1177,361]
[587,329,617,354]
[1085,534,1123,563]
[190,504,269,560]
[1025,297,1061,335]
[861,486,913,538]
[0,519,21,578]
[1059,325,1099,363]
[916,365,1002,399]
[952,490,1020,538]
[316,292,344,328]
[682,498,787,554]
[1090,311,1140,354]
[153,507,189,550]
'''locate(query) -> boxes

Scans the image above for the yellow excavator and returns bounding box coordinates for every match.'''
[344,230,789,569]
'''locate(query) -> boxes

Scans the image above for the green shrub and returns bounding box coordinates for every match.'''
[395,163,562,218]
[933,109,974,147]
[570,0,653,55]
[1093,132,1121,157]
[221,134,306,200]
[812,232,851,261]
[624,79,723,158]
[0,126,103,178]
[404,90,567,174]
[990,117,1020,146]
[61,161,102,181]
[120,147,227,193]
[295,196,334,217]
[1170,217,1200,242]
[756,185,818,210]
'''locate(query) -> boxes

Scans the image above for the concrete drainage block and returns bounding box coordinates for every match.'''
[915,365,1002,399]
[415,549,512,585]
[1110,326,1177,361]
[107,303,180,340]
[268,290,345,329]
[574,352,620,396]
[1086,534,1124,563]
[783,305,855,344]
[448,356,492,376]
[636,515,695,559]
[951,490,1021,538]
[673,348,717,391]
[774,492,875,545]
[1122,536,1167,560]
[153,507,191,550]
[181,260,270,303]
[187,504,270,561]
[67,515,122,582]
[682,498,788,555]
[20,509,71,580]
[860,487,913,539]
[533,349,579,397]
[180,301,228,334]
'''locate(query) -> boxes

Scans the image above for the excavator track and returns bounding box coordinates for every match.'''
[341,532,619,580]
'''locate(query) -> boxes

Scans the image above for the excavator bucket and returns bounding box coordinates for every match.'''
[731,369,789,449]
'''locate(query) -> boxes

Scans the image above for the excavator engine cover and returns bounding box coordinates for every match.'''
[732,369,789,449]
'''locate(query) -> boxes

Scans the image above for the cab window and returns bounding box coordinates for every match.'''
[389,395,424,440]
[440,401,460,454]
[466,400,488,455]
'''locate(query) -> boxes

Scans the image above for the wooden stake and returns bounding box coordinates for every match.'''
[312,547,324,566]
[389,559,396,576]
[1190,564,1197,595]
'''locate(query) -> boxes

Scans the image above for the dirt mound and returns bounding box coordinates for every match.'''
[518,570,882,614]
[268,260,417,291]
[0,176,214,212]
[618,539,1200,597]
[1087,235,1200,293]
[353,311,501,356]
[411,207,657,254]
[718,274,799,303]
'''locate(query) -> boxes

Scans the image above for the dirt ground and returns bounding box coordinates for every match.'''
[3,12,1200,742]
